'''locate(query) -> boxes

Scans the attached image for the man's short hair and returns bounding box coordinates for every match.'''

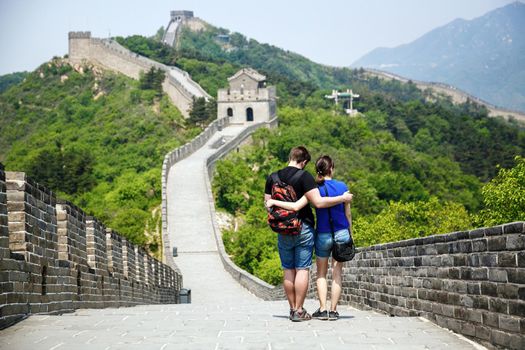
[289,146,311,164]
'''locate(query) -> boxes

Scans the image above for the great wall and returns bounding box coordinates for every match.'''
[68,31,210,119]
[364,68,525,123]
[1,12,524,350]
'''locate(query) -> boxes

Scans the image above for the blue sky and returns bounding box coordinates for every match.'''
[0,0,517,75]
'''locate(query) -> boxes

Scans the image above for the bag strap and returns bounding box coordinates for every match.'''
[322,184,335,239]
[272,169,304,187]
[289,169,304,186]
[271,172,281,184]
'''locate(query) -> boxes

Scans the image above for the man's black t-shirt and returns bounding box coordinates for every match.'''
[265,166,317,227]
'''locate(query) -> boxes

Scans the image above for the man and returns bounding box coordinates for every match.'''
[264,146,352,322]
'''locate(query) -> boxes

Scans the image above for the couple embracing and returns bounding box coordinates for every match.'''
[264,146,354,322]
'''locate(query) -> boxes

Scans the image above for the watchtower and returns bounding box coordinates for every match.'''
[163,11,194,46]
[217,68,277,124]
[68,31,92,64]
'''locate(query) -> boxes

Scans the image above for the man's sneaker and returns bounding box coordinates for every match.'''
[289,308,295,320]
[328,310,339,321]
[291,308,312,322]
[312,308,329,320]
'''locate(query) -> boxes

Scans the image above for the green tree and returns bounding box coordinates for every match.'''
[25,144,95,195]
[353,198,472,247]
[153,26,165,42]
[476,156,525,226]
[0,71,29,93]
[139,67,165,96]
[189,97,216,124]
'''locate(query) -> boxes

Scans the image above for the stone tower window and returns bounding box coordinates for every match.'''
[246,108,254,122]
[227,108,233,117]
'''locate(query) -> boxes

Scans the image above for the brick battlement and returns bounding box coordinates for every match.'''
[0,165,182,329]
[308,222,525,349]
[68,31,91,39]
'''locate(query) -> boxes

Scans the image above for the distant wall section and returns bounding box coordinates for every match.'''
[364,68,525,123]
[68,31,210,118]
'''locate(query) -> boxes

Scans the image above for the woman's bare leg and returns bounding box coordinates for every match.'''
[316,258,329,310]
[330,260,343,311]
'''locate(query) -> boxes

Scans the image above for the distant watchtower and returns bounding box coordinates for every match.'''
[163,10,194,47]
[217,68,277,124]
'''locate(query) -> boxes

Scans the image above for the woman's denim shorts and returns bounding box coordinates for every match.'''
[277,223,315,269]
[315,228,351,258]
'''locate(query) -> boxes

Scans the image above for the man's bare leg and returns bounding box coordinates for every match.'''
[294,268,310,312]
[283,269,296,309]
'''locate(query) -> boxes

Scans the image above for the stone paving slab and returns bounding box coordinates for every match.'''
[0,301,483,350]
[0,125,485,350]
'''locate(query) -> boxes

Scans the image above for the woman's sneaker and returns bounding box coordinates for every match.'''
[291,308,312,322]
[289,308,295,320]
[328,310,339,321]
[312,308,329,320]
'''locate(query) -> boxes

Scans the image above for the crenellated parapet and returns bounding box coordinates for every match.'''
[308,222,525,349]
[68,31,91,39]
[105,228,124,279]
[0,164,182,329]
[0,164,8,259]
[56,199,87,268]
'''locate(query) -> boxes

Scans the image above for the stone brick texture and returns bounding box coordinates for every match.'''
[56,200,87,268]
[0,168,181,329]
[308,222,525,349]
[86,216,108,273]
[105,228,124,279]
[0,165,9,258]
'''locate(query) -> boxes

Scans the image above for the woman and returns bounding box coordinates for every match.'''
[266,155,352,321]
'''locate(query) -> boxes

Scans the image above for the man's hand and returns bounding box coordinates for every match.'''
[265,199,276,208]
[342,191,353,203]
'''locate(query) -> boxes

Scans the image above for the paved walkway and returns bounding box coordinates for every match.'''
[167,124,258,305]
[0,125,484,349]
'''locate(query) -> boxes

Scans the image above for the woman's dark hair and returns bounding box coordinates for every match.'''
[315,155,334,183]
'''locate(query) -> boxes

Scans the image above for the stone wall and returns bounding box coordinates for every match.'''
[364,68,525,123]
[68,32,210,119]
[0,165,9,259]
[161,115,279,300]
[0,166,182,329]
[204,117,284,300]
[308,222,525,349]
[161,116,230,271]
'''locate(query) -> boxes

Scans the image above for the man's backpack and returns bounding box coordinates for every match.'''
[267,170,304,235]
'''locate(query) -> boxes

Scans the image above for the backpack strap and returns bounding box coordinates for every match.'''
[288,169,304,186]
[322,184,336,238]
[271,172,281,184]
[272,169,304,187]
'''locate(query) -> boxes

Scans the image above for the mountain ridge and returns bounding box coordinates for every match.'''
[352,2,525,112]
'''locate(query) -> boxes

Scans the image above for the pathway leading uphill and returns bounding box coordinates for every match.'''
[0,124,483,350]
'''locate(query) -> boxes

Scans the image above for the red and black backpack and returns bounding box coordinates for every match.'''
[267,170,304,235]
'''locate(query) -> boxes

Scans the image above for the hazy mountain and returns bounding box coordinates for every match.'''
[352,2,525,112]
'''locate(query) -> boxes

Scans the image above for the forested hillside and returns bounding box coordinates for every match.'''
[2,18,524,279]
[156,23,524,285]
[0,71,29,93]
[0,58,199,255]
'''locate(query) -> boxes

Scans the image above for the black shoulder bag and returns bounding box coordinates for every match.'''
[322,184,356,262]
